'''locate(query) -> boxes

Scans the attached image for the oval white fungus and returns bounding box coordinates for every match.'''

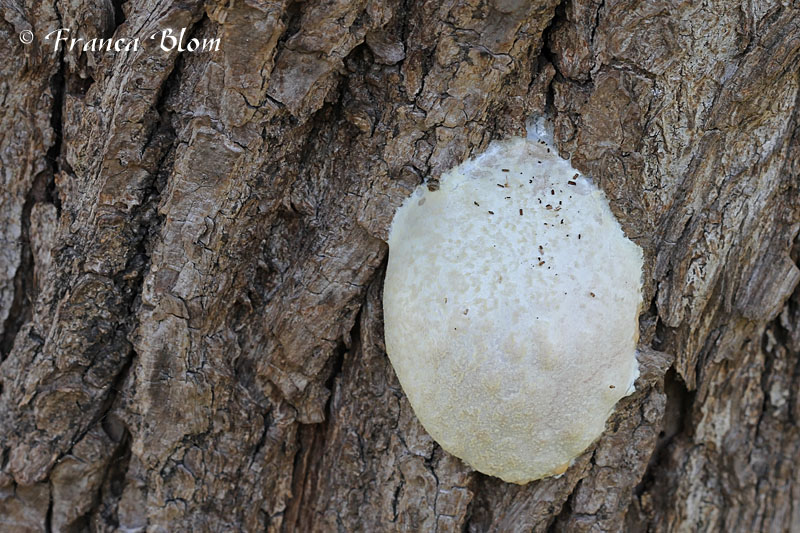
[383,129,643,484]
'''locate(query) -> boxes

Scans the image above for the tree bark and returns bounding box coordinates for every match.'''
[1,0,799,531]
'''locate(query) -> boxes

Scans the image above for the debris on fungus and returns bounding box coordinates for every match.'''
[382,118,643,484]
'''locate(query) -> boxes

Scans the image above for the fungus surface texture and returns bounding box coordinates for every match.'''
[382,131,643,484]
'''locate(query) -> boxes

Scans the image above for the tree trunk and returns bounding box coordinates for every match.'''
[1,0,799,531]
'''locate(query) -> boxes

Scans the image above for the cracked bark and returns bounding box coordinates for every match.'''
[1,0,799,531]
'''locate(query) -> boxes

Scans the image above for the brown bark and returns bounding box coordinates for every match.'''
[1,0,798,531]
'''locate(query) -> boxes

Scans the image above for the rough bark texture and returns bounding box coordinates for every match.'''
[1,0,799,531]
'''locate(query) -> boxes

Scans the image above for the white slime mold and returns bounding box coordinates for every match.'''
[383,120,643,484]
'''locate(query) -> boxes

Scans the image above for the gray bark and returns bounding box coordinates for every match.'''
[0,0,799,531]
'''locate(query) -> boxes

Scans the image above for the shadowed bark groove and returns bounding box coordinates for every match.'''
[1,0,799,531]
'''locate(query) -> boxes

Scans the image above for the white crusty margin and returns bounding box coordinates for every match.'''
[382,117,643,484]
